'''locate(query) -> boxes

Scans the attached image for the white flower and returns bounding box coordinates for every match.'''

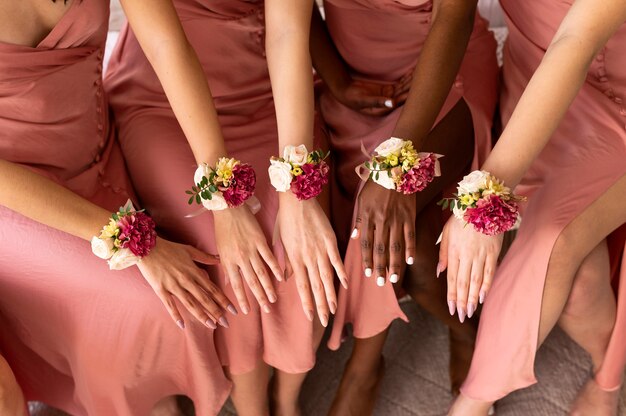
[372,170,396,190]
[457,170,489,195]
[91,237,115,260]
[194,163,211,186]
[374,137,405,157]
[268,159,293,192]
[201,191,229,211]
[453,205,465,221]
[108,248,141,270]
[283,145,309,165]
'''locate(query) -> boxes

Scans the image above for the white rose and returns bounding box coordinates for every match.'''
[453,205,465,221]
[374,137,405,157]
[108,248,141,270]
[194,163,211,186]
[372,170,396,190]
[268,159,293,192]
[91,237,115,260]
[283,144,309,165]
[457,170,489,195]
[202,191,229,211]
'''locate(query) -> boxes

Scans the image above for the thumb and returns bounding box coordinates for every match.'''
[186,245,220,265]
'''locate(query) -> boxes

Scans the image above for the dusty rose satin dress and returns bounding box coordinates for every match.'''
[322,0,498,349]
[0,1,230,414]
[461,0,626,401]
[106,0,321,375]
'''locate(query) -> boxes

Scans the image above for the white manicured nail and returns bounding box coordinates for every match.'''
[384,99,393,108]
[406,257,414,265]
[376,276,385,286]
[350,228,359,239]
[390,273,399,283]
[365,268,372,277]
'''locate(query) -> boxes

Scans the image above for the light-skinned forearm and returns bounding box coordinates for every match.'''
[392,0,476,148]
[0,159,111,240]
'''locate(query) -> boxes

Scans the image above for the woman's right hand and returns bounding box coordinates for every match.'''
[138,237,237,330]
[213,205,283,316]
[331,74,413,116]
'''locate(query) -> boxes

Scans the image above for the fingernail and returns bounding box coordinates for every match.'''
[436,262,442,278]
[206,319,217,329]
[390,273,399,283]
[263,304,271,314]
[384,99,393,108]
[351,228,359,239]
[241,304,250,315]
[341,277,349,289]
[227,304,238,315]
[176,320,185,330]
[448,300,456,316]
[268,292,277,303]
[365,268,372,277]
[305,309,314,321]
[458,307,466,323]
[376,276,385,287]
[479,291,486,304]
[467,303,475,318]
[321,314,329,327]
[407,257,414,265]
[218,316,230,328]
[330,301,337,314]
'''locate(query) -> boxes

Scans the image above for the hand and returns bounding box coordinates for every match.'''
[213,205,283,315]
[138,237,236,330]
[438,216,504,323]
[351,180,416,287]
[331,74,412,116]
[277,195,348,327]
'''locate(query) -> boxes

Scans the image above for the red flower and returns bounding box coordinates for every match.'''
[398,154,437,194]
[223,164,256,207]
[464,194,518,236]
[291,161,330,200]
[117,212,157,257]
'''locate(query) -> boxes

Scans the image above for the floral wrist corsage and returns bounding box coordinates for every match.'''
[362,137,442,194]
[187,157,256,211]
[440,170,526,236]
[91,200,157,270]
[268,144,330,200]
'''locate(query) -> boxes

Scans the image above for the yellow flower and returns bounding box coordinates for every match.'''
[459,193,475,206]
[386,154,400,167]
[292,166,303,176]
[114,238,123,249]
[400,143,418,168]
[215,157,239,185]
[99,219,119,239]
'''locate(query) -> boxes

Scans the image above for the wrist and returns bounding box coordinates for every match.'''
[269,145,330,201]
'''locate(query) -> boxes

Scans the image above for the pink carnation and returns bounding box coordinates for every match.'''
[464,194,518,236]
[117,212,157,257]
[223,164,256,207]
[291,161,330,200]
[398,154,437,194]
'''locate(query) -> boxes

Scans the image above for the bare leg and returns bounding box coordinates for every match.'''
[0,355,26,416]
[450,175,626,415]
[150,396,183,416]
[329,99,475,414]
[227,361,271,416]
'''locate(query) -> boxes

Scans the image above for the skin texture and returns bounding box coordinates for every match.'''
[440,0,626,414]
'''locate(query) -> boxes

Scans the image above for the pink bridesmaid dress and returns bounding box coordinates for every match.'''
[461,0,626,401]
[0,1,230,414]
[322,0,499,350]
[105,0,321,375]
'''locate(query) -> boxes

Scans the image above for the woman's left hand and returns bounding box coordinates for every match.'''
[277,195,348,327]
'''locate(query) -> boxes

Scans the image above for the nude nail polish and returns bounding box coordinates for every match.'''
[365,268,373,277]
[268,292,277,303]
[176,320,185,330]
[390,273,399,283]
[227,304,238,315]
[436,262,442,278]
[448,300,456,316]
[384,99,393,108]
[330,301,337,314]
[218,316,229,328]
[351,228,359,239]
[321,314,329,327]
[305,309,314,321]
[479,291,486,304]
[206,319,217,329]
[458,307,466,323]
[263,304,271,314]
[241,304,250,315]
[376,276,385,287]
[467,303,475,318]
[407,257,414,265]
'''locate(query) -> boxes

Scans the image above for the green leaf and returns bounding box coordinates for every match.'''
[185,190,193,195]
[209,185,218,193]
[443,199,449,210]
[436,199,444,206]
[112,213,119,221]
[375,172,380,180]
[206,192,213,200]
[188,196,194,205]
[201,191,209,200]
[195,194,201,204]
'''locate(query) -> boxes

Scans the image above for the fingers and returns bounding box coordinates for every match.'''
[438,224,450,273]
[250,254,278,305]
[466,257,485,319]
[258,243,284,283]
[318,256,338,315]
[292,261,315,323]
[181,279,229,328]
[171,286,219,329]
[455,258,472,323]
[239,260,272,314]
[360,216,375,278]
[404,221,416,266]
[305,261,330,327]
[185,245,220,265]
[373,219,390,287]
[327,239,349,289]
[446,251,459,318]
[194,269,238,316]
[480,252,498,304]
[394,73,413,96]
[226,264,250,315]
[360,107,395,117]
[357,95,395,110]
[156,290,185,329]
[388,222,403,284]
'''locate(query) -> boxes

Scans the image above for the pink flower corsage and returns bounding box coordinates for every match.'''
[362,137,442,194]
[439,170,527,236]
[90,200,157,270]
[187,158,256,211]
[268,145,330,200]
